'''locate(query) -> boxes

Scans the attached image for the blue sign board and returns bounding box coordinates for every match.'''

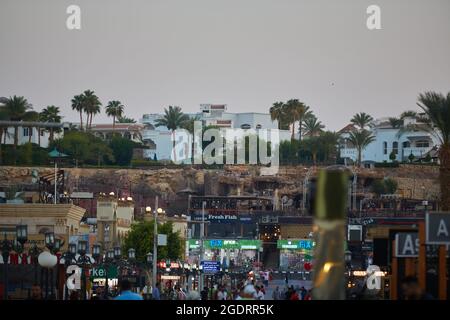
[201,261,221,274]
[208,240,223,248]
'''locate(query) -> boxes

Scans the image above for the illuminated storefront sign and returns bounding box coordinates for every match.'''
[187,239,261,250]
[277,239,315,250]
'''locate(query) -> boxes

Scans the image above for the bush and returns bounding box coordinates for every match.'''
[374,162,399,168]
[384,178,398,194]
[371,177,398,196]
[131,159,161,167]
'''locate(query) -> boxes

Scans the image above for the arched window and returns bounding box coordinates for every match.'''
[392,141,398,154]
[383,142,388,155]
[240,124,251,129]
[256,124,262,129]
[402,141,410,148]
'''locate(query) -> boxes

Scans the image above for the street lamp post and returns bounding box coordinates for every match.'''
[77,240,89,300]
[104,249,115,298]
[146,252,153,298]
[61,243,77,300]
[1,233,13,300]
[147,196,163,289]
[199,201,206,292]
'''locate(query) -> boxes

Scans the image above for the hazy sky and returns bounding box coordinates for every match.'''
[1,0,449,130]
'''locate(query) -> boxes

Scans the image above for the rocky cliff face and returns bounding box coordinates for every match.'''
[0,164,440,201]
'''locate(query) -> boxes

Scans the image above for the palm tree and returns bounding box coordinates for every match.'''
[117,116,136,123]
[347,129,376,166]
[302,115,324,137]
[285,99,310,140]
[40,105,62,144]
[416,91,450,210]
[81,90,102,129]
[155,106,189,162]
[71,94,84,130]
[351,112,374,130]
[105,100,124,132]
[269,102,286,130]
[2,96,35,150]
[400,110,417,119]
[0,105,10,164]
[388,117,403,129]
[320,131,340,163]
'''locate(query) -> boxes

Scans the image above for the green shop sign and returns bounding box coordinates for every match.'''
[90,265,118,280]
[188,239,261,250]
[277,239,315,250]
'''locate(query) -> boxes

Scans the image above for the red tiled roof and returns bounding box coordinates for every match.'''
[338,124,356,133]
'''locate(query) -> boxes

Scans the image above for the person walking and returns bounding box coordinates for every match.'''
[152,283,161,300]
[217,285,228,300]
[255,285,265,300]
[272,286,281,300]
[201,286,209,300]
[114,279,143,300]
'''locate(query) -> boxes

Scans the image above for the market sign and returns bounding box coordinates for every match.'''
[277,239,315,250]
[188,239,261,250]
[426,213,450,244]
[188,239,201,249]
[90,265,118,280]
[239,240,261,250]
[395,232,419,257]
[201,261,221,274]
[205,239,261,250]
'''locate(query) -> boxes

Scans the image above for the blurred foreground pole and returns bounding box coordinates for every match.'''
[312,168,348,300]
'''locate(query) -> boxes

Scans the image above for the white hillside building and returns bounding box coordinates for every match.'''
[339,116,440,164]
[0,123,68,148]
[141,104,291,161]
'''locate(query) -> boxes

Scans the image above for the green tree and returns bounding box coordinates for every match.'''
[285,99,310,140]
[400,110,417,119]
[53,131,90,167]
[81,90,102,129]
[71,94,85,130]
[155,106,189,162]
[347,129,376,166]
[388,117,403,129]
[319,131,340,163]
[3,96,35,149]
[408,152,415,163]
[350,112,374,130]
[105,100,124,133]
[371,180,386,197]
[301,136,321,164]
[302,115,324,137]
[89,137,114,166]
[384,178,398,194]
[389,150,397,162]
[122,220,183,263]
[269,101,289,130]
[0,105,10,164]
[40,105,62,144]
[117,116,136,123]
[18,142,33,165]
[416,91,450,210]
[109,135,139,166]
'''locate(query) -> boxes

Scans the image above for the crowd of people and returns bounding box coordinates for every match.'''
[25,275,433,301]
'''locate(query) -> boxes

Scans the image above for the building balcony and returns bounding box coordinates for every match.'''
[402,147,431,159]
